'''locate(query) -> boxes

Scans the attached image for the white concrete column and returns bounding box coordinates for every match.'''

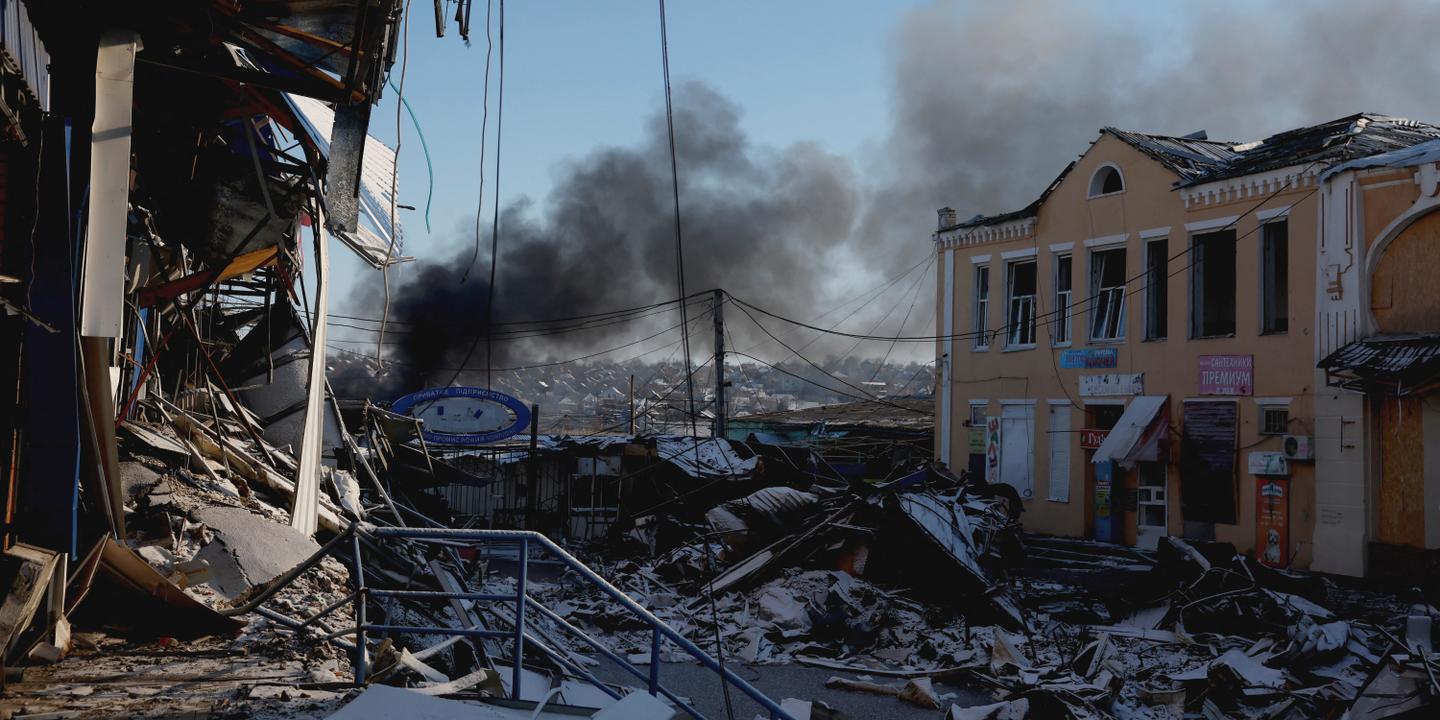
[80,30,140,338]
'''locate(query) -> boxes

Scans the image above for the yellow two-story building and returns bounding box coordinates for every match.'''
[933,114,1440,571]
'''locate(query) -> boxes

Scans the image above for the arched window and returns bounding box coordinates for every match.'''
[1089,164,1124,197]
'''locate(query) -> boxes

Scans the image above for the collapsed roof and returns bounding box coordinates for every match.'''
[939,112,1440,233]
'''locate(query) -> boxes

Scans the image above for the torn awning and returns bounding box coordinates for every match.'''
[1091,395,1168,469]
[1319,334,1440,396]
[283,93,404,268]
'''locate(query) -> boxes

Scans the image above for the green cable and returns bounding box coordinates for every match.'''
[388,78,434,233]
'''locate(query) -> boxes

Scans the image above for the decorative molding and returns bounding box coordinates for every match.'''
[969,254,992,264]
[1000,247,1038,260]
[999,398,1038,405]
[1184,215,1240,232]
[1083,233,1128,249]
[1180,164,1321,209]
[1048,242,1074,252]
[1138,226,1171,239]
[1256,206,1293,222]
[936,217,1037,250]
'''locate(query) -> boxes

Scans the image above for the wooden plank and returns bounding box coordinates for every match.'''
[1379,396,1425,547]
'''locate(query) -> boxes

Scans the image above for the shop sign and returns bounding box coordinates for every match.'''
[1199,355,1254,396]
[1256,478,1290,568]
[984,416,1002,484]
[1079,428,1110,450]
[1059,348,1119,369]
[1079,373,1144,397]
[967,426,986,454]
[1247,451,1290,476]
[391,386,532,445]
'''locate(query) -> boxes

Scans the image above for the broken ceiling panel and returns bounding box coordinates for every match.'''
[285,92,405,268]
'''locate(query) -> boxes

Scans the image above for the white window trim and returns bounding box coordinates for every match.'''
[968,399,989,406]
[1083,398,1127,406]
[1138,226,1171,240]
[1254,397,1293,407]
[1083,233,1128,249]
[999,398,1038,405]
[1087,162,1126,199]
[1089,247,1127,342]
[1053,252,1073,347]
[1256,206,1292,222]
[969,254,992,264]
[1000,247,1037,260]
[1005,258,1039,349]
[1047,399,1075,406]
[1184,215,1240,232]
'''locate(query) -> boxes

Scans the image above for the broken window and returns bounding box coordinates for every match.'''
[973,265,990,349]
[1089,165,1124,196]
[1006,260,1037,347]
[1089,248,1126,341]
[1054,254,1073,344]
[1145,239,1168,341]
[969,403,987,426]
[1190,230,1237,338]
[1180,400,1238,524]
[1261,220,1289,334]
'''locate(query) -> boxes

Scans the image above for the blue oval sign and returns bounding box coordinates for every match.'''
[390,387,531,445]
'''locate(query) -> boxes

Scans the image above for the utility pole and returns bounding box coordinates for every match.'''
[712,289,727,439]
[628,374,636,435]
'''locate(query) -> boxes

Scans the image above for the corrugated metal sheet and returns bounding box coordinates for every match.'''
[1319,334,1440,395]
[1103,128,1240,183]
[1182,113,1440,187]
[284,93,404,268]
[1091,395,1167,469]
[1,0,50,110]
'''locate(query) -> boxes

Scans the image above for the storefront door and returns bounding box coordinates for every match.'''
[1136,461,1167,549]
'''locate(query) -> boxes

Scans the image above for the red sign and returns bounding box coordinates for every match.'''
[1079,428,1109,450]
[1199,355,1254,396]
[1256,478,1289,568]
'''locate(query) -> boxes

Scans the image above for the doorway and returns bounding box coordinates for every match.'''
[1136,461,1168,550]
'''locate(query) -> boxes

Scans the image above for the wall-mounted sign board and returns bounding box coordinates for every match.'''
[391,386,532,445]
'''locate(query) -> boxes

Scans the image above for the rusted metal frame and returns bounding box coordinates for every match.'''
[239,17,364,59]
[114,214,273,428]
[228,24,366,104]
[136,55,345,104]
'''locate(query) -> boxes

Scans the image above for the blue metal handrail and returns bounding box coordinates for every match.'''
[351,523,797,720]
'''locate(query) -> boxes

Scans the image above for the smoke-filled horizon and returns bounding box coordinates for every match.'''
[351,0,1440,393]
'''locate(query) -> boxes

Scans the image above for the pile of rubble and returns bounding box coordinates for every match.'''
[488,464,1440,719]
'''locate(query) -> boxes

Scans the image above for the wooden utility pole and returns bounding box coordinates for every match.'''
[712,289,727,439]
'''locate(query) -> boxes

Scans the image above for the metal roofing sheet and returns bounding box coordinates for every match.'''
[1092,395,1167,468]
[1319,334,1440,395]
[285,93,404,268]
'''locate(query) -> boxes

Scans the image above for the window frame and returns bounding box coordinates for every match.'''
[1089,247,1127,343]
[1144,238,1168,341]
[1189,229,1238,339]
[1053,253,1073,346]
[1260,219,1289,335]
[1005,259,1038,349]
[973,264,991,350]
[1087,162,1126,199]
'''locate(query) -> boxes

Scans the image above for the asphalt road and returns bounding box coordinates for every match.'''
[590,661,992,719]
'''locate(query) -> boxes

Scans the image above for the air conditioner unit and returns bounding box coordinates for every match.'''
[1283,435,1315,461]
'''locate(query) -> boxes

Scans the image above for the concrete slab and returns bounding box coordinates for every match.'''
[193,506,320,599]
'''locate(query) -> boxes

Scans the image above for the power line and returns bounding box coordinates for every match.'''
[461,0,495,281]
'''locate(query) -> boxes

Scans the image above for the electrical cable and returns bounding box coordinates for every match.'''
[385,77,435,233]
[655,2,733,716]
[484,0,506,391]
[462,0,495,281]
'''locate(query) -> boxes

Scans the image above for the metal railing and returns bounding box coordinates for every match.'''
[274,522,795,720]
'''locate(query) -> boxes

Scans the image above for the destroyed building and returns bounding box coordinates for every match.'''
[1,1,1439,718]
[933,114,1440,578]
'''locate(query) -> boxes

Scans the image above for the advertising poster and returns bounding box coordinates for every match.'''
[1256,478,1289,568]
[985,416,1002,484]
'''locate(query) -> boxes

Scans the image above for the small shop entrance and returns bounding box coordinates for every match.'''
[1136,461,1168,550]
